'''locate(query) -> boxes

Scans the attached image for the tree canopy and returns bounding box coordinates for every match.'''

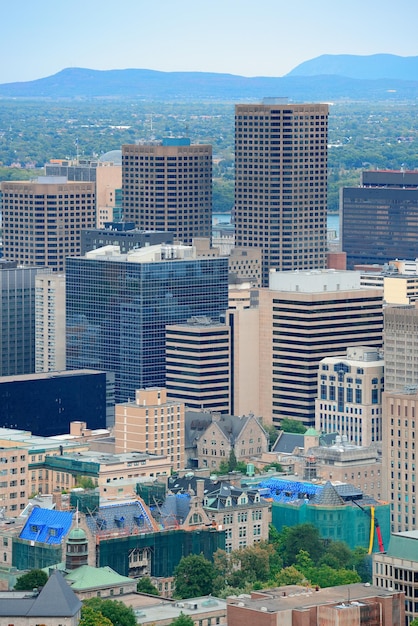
[136,576,160,596]
[173,554,216,599]
[14,569,48,591]
[169,613,195,626]
[83,597,136,626]
[79,605,113,626]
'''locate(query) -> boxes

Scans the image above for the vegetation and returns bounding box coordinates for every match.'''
[169,614,195,626]
[218,449,248,474]
[75,476,97,489]
[79,605,113,626]
[14,569,48,590]
[82,598,136,626]
[136,576,160,596]
[280,418,307,434]
[173,554,216,598]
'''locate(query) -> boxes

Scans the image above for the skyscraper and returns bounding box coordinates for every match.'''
[1,177,95,272]
[66,244,228,402]
[235,100,328,286]
[122,139,212,245]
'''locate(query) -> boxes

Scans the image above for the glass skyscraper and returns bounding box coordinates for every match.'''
[66,246,228,402]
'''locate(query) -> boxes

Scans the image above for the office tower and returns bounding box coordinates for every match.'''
[66,244,228,402]
[114,387,185,471]
[235,100,329,286]
[342,170,418,268]
[122,139,212,245]
[382,388,418,532]
[166,317,230,413]
[384,303,418,391]
[0,265,48,376]
[1,177,95,271]
[258,270,383,427]
[315,347,384,446]
[35,272,66,372]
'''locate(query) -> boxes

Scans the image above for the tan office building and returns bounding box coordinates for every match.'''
[35,272,66,372]
[258,270,383,427]
[122,140,212,245]
[235,100,328,286]
[1,177,95,271]
[114,387,185,471]
[384,303,418,391]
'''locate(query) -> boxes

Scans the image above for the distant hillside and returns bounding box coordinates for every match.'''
[287,54,418,81]
[1,65,418,101]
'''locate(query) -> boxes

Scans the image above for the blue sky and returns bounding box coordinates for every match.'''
[3,0,418,84]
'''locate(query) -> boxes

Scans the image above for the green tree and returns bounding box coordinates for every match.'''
[281,524,325,566]
[410,619,418,626]
[83,598,136,626]
[309,564,360,588]
[262,424,279,449]
[320,541,352,569]
[170,613,195,626]
[280,419,307,434]
[14,569,48,590]
[173,554,216,599]
[275,565,307,586]
[136,576,160,596]
[75,475,97,489]
[79,606,113,626]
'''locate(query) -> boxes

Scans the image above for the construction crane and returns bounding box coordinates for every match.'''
[352,499,385,554]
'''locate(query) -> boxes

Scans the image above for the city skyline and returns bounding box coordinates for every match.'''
[3,0,418,84]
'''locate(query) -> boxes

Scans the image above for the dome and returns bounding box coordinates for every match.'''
[67,527,87,541]
[99,149,122,165]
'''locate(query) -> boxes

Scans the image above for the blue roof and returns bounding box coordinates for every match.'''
[19,508,73,544]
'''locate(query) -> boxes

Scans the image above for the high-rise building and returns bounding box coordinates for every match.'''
[257,270,383,427]
[35,272,66,372]
[384,303,418,391]
[0,265,48,376]
[235,100,329,286]
[66,244,228,402]
[114,387,185,471]
[1,177,95,271]
[342,170,418,268]
[166,317,230,413]
[315,347,384,446]
[122,139,212,245]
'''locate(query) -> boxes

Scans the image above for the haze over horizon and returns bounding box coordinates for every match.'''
[3,0,418,85]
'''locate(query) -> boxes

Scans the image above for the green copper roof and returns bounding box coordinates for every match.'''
[386,530,418,561]
[304,428,320,436]
[68,527,87,540]
[65,565,133,590]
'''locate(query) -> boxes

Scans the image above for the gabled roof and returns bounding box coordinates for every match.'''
[27,570,81,617]
[19,507,73,544]
[310,481,345,506]
[272,432,304,454]
[65,565,133,590]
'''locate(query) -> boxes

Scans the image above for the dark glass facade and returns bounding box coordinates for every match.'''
[66,255,228,402]
[342,185,418,268]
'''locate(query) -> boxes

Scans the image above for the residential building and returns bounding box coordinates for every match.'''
[374,529,418,625]
[227,583,404,626]
[0,265,47,376]
[35,272,66,372]
[382,388,418,532]
[0,369,114,436]
[342,170,418,268]
[166,318,231,413]
[384,303,418,391]
[235,100,329,286]
[81,222,173,255]
[66,244,228,402]
[114,387,185,471]
[1,177,95,271]
[315,347,384,446]
[0,570,81,626]
[122,139,212,245]
[258,270,384,427]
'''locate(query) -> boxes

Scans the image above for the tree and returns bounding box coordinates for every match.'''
[136,576,160,596]
[83,598,136,626]
[320,541,352,569]
[263,424,279,449]
[79,606,113,626]
[275,565,307,587]
[173,554,216,599]
[14,569,48,590]
[280,419,307,434]
[281,524,325,566]
[170,613,195,626]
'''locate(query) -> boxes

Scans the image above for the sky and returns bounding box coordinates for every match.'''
[3,0,418,84]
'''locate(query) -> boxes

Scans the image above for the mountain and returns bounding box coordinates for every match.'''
[1,63,418,101]
[286,54,418,81]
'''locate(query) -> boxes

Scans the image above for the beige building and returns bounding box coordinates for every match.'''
[122,140,212,245]
[235,101,328,286]
[1,177,96,271]
[228,247,262,288]
[166,317,230,413]
[35,272,66,372]
[315,347,384,446]
[114,387,185,471]
[384,303,418,391]
[95,163,122,227]
[258,270,384,427]
[382,388,418,533]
